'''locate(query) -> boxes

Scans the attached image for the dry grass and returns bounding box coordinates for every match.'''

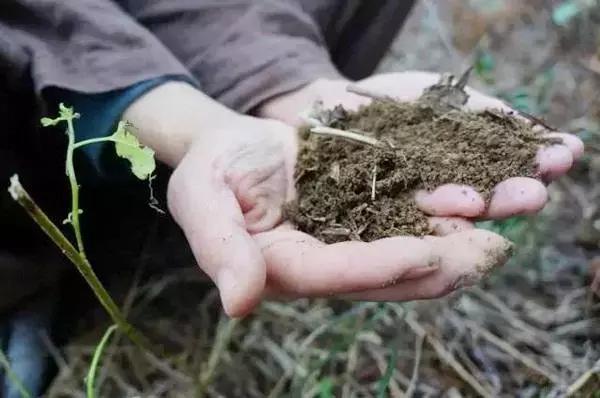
[45,1,600,397]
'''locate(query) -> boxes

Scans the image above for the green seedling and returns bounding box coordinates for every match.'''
[8,104,156,353]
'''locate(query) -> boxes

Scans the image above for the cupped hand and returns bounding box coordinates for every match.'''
[257,71,584,223]
[167,115,513,317]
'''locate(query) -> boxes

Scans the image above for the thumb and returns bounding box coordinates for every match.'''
[167,160,266,317]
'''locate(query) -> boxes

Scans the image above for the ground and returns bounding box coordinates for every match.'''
[45,1,600,397]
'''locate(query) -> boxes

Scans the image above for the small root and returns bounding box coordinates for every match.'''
[310,126,386,148]
[371,165,377,201]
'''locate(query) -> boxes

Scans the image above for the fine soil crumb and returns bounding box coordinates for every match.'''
[285,73,558,243]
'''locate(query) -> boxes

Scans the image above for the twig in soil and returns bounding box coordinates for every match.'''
[404,332,425,398]
[455,66,474,90]
[565,358,600,397]
[404,312,494,398]
[464,320,561,384]
[371,165,378,201]
[346,85,396,102]
[310,126,386,148]
[498,100,558,131]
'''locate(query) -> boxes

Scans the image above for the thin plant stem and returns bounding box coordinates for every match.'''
[196,317,239,398]
[404,312,494,398]
[405,333,425,398]
[8,175,155,355]
[86,325,118,398]
[72,136,139,151]
[65,117,86,257]
[72,136,116,149]
[566,359,600,396]
[0,348,31,398]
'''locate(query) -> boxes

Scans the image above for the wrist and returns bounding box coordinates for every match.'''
[122,81,238,167]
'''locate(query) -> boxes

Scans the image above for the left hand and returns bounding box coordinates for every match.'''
[257,71,584,222]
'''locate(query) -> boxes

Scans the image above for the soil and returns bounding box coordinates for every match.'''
[285,73,557,243]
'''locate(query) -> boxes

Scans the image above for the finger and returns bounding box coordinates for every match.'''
[255,228,441,297]
[355,71,440,101]
[455,91,581,179]
[428,217,475,236]
[536,144,574,181]
[168,163,266,318]
[415,185,485,217]
[465,92,584,162]
[240,166,296,235]
[543,132,584,161]
[483,177,547,219]
[465,90,510,112]
[340,229,512,301]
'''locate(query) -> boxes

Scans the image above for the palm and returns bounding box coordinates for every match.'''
[168,116,513,317]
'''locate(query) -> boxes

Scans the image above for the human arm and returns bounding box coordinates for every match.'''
[117,0,583,222]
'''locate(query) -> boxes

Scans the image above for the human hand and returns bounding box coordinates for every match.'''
[165,113,513,317]
[257,71,584,222]
[122,81,512,318]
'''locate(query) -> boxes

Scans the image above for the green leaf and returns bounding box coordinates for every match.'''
[552,1,581,26]
[40,117,58,127]
[318,377,334,398]
[474,50,496,84]
[475,51,495,74]
[58,103,79,120]
[111,122,156,180]
[40,103,79,127]
[502,89,533,113]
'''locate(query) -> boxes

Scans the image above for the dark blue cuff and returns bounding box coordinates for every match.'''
[50,75,194,182]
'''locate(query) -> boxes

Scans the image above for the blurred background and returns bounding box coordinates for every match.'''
[45,1,600,397]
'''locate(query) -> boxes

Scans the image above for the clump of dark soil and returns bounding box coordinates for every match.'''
[285,72,557,243]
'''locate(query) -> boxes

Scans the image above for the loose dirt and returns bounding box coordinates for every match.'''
[285,72,557,243]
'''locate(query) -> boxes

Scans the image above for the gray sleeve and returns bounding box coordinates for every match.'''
[118,0,342,113]
[0,0,193,94]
